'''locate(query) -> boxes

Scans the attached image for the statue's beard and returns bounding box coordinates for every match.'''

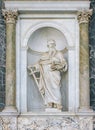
[49,49,56,57]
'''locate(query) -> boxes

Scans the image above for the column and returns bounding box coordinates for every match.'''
[2,10,18,112]
[77,10,92,111]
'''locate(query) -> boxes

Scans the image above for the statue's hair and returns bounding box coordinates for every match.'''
[47,40,56,48]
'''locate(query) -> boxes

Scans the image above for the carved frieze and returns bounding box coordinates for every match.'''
[18,116,93,130]
[2,10,18,24]
[77,10,92,24]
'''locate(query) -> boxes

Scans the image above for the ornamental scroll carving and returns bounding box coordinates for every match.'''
[77,9,92,24]
[2,10,18,24]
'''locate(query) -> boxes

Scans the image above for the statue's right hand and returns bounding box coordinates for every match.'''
[27,65,33,70]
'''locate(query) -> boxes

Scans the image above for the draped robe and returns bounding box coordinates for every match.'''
[38,51,67,106]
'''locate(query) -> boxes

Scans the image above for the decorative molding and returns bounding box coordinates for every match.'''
[77,9,92,24]
[4,1,90,13]
[22,21,74,48]
[2,10,18,24]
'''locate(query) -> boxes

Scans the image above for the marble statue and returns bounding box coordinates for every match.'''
[28,40,67,111]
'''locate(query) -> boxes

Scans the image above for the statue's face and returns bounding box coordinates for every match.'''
[47,42,56,48]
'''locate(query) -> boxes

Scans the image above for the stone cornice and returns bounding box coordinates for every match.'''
[2,9,18,24]
[77,9,92,24]
[4,1,90,13]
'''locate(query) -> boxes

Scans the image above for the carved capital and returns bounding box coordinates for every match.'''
[77,9,92,24]
[2,9,18,24]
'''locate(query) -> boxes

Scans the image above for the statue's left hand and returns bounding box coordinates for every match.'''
[51,64,57,71]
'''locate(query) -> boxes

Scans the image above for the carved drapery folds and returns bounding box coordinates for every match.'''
[77,10,93,111]
[2,10,18,112]
[2,10,18,24]
[77,10,92,24]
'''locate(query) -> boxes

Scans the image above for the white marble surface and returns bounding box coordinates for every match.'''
[15,7,80,112]
[18,17,79,113]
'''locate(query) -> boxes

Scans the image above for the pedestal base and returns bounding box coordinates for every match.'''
[79,107,93,113]
[45,108,61,112]
[2,106,17,113]
[0,112,94,130]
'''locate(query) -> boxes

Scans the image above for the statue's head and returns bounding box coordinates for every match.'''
[47,40,57,56]
[47,40,56,48]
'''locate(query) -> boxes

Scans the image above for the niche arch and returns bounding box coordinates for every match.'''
[22,21,74,48]
[27,25,69,112]
[20,21,75,112]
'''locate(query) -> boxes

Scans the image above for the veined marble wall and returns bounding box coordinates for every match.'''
[89,0,95,111]
[89,1,95,129]
[0,0,5,111]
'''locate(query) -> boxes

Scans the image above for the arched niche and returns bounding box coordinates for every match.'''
[27,27,68,112]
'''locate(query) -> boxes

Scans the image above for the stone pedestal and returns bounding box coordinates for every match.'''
[17,114,93,130]
[2,10,18,112]
[0,113,94,130]
[77,10,92,111]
